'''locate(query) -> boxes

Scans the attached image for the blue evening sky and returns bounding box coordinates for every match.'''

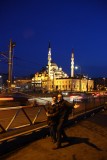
[0,0,107,78]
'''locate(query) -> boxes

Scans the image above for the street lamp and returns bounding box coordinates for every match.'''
[75,65,82,92]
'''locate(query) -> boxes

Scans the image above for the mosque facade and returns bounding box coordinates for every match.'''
[32,43,94,92]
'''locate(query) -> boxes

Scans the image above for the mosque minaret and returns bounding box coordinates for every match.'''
[71,49,74,77]
[48,42,52,78]
[47,42,68,79]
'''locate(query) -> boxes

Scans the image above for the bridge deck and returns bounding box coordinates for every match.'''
[0,109,107,160]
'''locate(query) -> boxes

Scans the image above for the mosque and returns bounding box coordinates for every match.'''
[32,43,94,92]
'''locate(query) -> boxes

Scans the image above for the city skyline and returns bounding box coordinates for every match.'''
[0,0,107,78]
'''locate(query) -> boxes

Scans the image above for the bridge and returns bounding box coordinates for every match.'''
[0,96,107,159]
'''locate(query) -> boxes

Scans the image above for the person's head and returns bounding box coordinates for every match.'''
[57,93,63,102]
[52,94,57,103]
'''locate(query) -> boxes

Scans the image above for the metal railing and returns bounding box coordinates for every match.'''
[0,105,46,133]
[0,96,107,142]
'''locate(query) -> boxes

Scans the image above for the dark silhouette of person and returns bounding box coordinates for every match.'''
[46,93,79,149]
[53,93,79,149]
[46,95,59,143]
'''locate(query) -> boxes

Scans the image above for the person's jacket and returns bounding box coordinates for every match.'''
[57,99,74,121]
[46,102,59,126]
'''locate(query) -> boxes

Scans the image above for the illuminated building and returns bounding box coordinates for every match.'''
[47,42,68,80]
[32,43,94,92]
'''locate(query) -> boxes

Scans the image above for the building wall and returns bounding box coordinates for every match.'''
[41,78,94,92]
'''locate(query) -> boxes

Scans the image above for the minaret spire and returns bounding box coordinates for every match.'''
[48,41,52,78]
[71,48,74,77]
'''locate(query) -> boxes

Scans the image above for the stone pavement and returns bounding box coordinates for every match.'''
[0,110,107,160]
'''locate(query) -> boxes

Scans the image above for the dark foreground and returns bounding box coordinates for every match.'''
[0,110,107,160]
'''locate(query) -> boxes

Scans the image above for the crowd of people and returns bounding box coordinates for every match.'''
[46,93,79,149]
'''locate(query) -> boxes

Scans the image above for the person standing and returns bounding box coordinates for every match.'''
[53,93,79,149]
[46,95,59,143]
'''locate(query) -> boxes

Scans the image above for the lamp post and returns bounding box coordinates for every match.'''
[0,39,16,92]
[8,39,16,91]
[75,66,82,92]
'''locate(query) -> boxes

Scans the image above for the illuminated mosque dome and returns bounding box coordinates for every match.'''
[47,51,68,79]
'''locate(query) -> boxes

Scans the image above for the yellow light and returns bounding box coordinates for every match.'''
[0,97,14,101]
